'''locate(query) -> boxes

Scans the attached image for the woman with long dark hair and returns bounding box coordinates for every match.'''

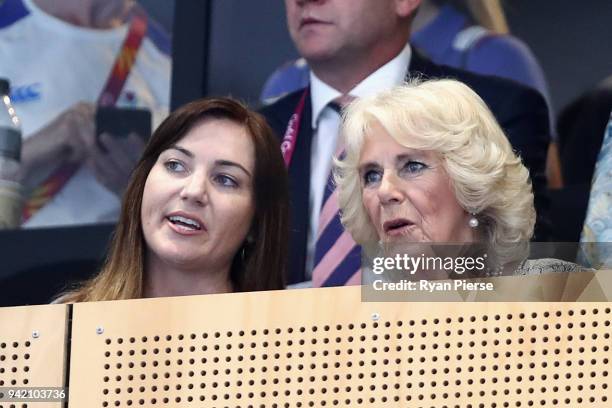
[58,98,289,302]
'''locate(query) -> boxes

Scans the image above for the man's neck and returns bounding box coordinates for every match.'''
[32,0,131,29]
[309,41,408,94]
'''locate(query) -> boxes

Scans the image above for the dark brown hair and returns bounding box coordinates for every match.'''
[61,98,289,302]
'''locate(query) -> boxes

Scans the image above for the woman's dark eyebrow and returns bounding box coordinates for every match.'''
[165,147,251,177]
[215,160,252,177]
[168,145,194,158]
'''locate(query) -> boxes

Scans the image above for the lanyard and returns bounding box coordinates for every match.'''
[280,88,309,168]
[22,11,148,222]
[98,10,148,106]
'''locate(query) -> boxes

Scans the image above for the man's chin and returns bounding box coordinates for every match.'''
[295,43,339,64]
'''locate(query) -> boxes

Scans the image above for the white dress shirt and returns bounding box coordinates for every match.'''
[305,43,412,278]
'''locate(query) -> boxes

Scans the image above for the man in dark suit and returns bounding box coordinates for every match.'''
[261,0,550,285]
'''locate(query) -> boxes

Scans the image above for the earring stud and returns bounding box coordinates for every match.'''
[468,213,479,228]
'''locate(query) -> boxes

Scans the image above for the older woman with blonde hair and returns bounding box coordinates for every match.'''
[335,79,578,275]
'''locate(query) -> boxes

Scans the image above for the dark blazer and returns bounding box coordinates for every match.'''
[260,50,551,284]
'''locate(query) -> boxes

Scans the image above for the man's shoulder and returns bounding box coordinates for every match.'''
[259,87,309,131]
[259,88,307,116]
[410,56,546,109]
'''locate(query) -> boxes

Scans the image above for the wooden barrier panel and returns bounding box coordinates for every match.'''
[0,304,69,408]
[69,285,611,407]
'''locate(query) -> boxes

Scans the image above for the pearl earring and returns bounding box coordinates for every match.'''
[468,213,479,228]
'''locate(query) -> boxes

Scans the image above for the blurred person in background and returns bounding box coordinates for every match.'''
[261,0,561,189]
[0,0,171,227]
[579,110,612,269]
[551,75,612,241]
[260,0,551,287]
[557,75,612,188]
[56,98,289,302]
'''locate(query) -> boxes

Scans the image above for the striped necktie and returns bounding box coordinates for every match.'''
[312,95,362,287]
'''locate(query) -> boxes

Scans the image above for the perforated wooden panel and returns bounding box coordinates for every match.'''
[69,287,611,407]
[0,304,69,408]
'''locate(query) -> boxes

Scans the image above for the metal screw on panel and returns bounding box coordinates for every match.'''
[32,330,40,339]
[96,326,104,335]
[371,312,380,321]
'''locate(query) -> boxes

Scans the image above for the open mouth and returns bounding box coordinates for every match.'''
[167,215,202,231]
[383,219,414,235]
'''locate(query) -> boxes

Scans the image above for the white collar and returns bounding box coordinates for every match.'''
[310,43,412,128]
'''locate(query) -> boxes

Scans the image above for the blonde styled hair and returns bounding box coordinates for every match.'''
[335,79,534,265]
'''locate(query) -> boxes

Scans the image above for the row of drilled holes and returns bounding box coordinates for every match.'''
[101,324,611,360]
[0,342,31,349]
[102,380,609,394]
[100,307,612,345]
[102,341,610,368]
[103,364,609,382]
[102,347,611,373]
[0,354,30,362]
[0,379,29,386]
[101,392,610,407]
